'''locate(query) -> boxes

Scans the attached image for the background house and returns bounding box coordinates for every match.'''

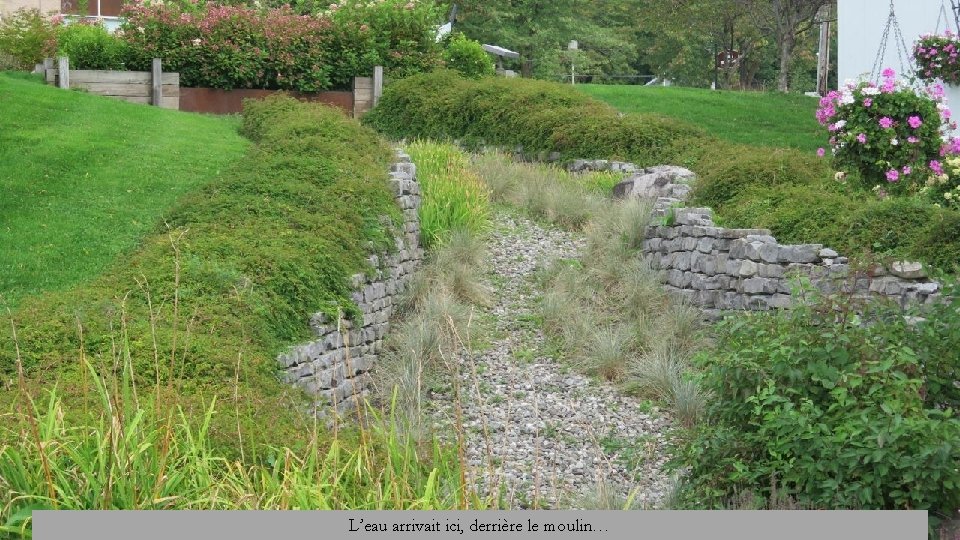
[0,0,59,20]
[1,0,121,31]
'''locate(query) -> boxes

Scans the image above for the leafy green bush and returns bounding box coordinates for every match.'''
[0,9,59,70]
[363,70,704,166]
[406,141,490,248]
[441,33,493,79]
[57,21,129,70]
[674,288,960,521]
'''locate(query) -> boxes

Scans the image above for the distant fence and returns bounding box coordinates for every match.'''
[43,57,179,110]
[41,60,385,117]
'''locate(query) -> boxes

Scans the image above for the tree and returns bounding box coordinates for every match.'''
[748,0,833,92]
[453,0,639,80]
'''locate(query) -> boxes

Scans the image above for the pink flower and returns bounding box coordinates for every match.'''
[879,117,894,129]
[863,98,873,107]
[886,169,900,182]
[817,148,826,157]
[857,133,867,144]
[908,136,920,143]
[931,160,944,175]
[908,115,923,129]
[882,67,896,79]
[902,165,912,175]
[881,80,896,93]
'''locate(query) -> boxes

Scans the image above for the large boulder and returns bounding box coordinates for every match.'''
[612,165,696,200]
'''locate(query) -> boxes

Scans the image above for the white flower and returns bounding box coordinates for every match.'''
[862,86,881,96]
[834,120,847,129]
[891,138,899,145]
[839,92,855,105]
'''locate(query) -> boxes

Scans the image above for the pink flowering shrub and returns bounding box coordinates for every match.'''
[816,68,956,194]
[119,0,442,91]
[120,2,335,91]
[914,31,960,85]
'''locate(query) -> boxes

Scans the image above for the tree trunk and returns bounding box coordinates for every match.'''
[521,59,533,78]
[777,32,795,92]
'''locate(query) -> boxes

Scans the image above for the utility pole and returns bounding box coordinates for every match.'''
[568,40,578,85]
[816,4,833,96]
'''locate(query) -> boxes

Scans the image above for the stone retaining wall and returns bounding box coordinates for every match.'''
[277,151,423,415]
[566,159,944,318]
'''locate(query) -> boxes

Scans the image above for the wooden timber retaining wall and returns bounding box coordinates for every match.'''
[44,57,179,110]
[43,59,384,117]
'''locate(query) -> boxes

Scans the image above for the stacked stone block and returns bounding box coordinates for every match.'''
[276,150,424,415]
[566,159,945,318]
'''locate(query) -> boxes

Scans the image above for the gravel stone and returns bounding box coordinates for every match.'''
[426,212,675,510]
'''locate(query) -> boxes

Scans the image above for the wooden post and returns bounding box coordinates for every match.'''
[151,58,163,107]
[57,56,70,89]
[373,65,383,107]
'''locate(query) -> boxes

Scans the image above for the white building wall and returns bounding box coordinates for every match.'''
[839,0,954,83]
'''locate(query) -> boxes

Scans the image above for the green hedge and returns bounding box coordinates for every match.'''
[362,70,705,166]
[1,95,401,457]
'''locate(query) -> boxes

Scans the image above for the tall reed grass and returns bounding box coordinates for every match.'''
[1,357,480,538]
[406,141,491,249]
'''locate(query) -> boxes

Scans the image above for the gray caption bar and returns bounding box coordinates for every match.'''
[33,510,928,540]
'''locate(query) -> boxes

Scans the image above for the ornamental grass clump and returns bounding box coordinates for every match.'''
[914,31,960,85]
[816,68,957,194]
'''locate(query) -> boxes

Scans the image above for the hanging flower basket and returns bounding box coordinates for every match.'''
[816,68,958,194]
[913,31,960,84]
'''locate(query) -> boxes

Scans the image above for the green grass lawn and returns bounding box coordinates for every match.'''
[0,72,249,307]
[579,84,823,153]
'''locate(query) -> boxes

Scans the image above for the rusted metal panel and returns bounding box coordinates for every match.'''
[178,88,354,116]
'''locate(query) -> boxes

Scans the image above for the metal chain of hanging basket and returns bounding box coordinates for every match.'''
[870,0,915,82]
[935,0,960,34]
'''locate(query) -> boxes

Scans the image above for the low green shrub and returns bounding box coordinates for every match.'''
[441,33,493,79]
[914,209,960,272]
[716,183,859,246]
[0,9,58,70]
[673,288,960,523]
[363,70,705,166]
[57,21,129,70]
[690,143,833,210]
[842,197,943,262]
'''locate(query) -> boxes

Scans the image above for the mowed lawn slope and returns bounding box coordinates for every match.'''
[0,73,248,306]
[580,84,822,153]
